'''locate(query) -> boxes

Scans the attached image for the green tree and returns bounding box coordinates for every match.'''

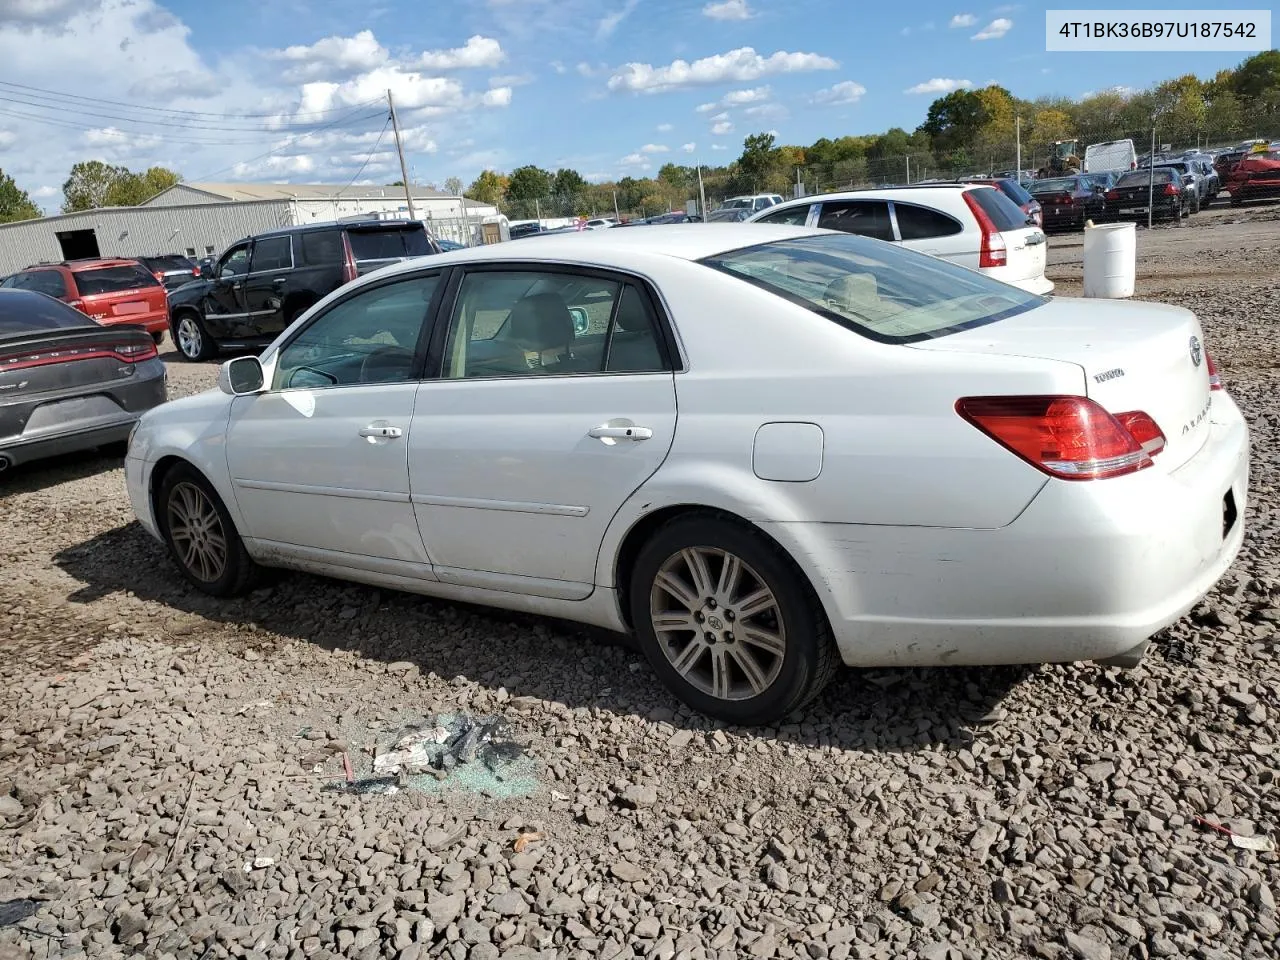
[1231,49,1280,118]
[657,162,691,186]
[105,166,179,206]
[919,90,985,156]
[0,169,41,223]
[62,160,125,212]
[443,176,464,196]
[737,132,780,192]
[467,169,508,206]
[550,168,588,216]
[503,165,553,217]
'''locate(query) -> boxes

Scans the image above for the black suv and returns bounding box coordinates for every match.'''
[166,219,442,361]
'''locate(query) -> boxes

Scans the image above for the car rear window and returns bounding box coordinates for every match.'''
[699,232,1043,345]
[346,227,431,261]
[965,186,1033,231]
[0,290,95,334]
[1116,170,1174,187]
[995,178,1034,205]
[147,255,194,271]
[1027,178,1079,194]
[73,265,161,295]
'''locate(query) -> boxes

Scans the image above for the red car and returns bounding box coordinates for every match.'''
[0,258,170,344]
[1226,150,1280,205]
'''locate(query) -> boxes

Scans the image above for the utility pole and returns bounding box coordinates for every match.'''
[1015,116,1022,175]
[905,156,910,185]
[387,89,416,221]
[697,165,707,220]
[1147,124,1156,231]
[612,190,620,219]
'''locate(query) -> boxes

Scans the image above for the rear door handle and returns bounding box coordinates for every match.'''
[272,277,287,287]
[359,424,403,439]
[589,424,652,441]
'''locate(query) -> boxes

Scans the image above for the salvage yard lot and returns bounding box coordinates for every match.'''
[2,207,1278,960]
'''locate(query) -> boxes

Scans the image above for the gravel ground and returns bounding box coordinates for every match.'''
[2,205,1278,960]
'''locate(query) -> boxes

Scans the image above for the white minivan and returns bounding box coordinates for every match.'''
[744,185,1053,295]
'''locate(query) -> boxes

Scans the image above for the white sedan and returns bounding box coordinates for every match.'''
[125,225,1249,725]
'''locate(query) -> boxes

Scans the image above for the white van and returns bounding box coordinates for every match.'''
[1084,139,1138,175]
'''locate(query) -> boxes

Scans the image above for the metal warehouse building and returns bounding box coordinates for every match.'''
[0,183,502,275]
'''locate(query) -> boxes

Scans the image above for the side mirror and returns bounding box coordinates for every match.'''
[218,356,265,396]
[567,307,590,336]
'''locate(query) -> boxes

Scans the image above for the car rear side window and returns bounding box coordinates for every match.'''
[301,230,343,266]
[816,200,894,241]
[754,204,812,226]
[893,203,963,241]
[72,266,158,295]
[12,270,68,298]
[250,236,293,273]
[700,232,1043,345]
[965,187,1032,231]
[347,228,431,261]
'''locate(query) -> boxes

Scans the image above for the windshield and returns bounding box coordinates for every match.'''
[1028,178,1079,194]
[0,290,96,334]
[720,198,752,209]
[699,233,1044,345]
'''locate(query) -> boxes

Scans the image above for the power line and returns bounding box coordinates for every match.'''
[334,116,394,199]
[0,79,383,121]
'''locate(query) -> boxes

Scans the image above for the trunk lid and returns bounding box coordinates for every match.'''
[72,265,168,324]
[0,325,158,399]
[912,298,1214,472]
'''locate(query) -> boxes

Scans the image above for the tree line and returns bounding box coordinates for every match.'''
[1,50,1275,226]
[470,49,1279,219]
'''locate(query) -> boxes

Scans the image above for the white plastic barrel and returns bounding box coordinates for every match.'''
[1082,221,1136,299]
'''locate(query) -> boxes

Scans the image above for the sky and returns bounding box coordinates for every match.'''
[0,0,1263,210]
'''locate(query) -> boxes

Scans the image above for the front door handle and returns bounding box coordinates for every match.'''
[272,277,287,288]
[589,424,652,441]
[359,424,403,439]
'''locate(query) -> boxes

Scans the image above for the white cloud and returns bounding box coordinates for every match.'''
[597,0,641,40]
[949,13,977,27]
[904,77,974,94]
[682,142,696,153]
[744,103,788,121]
[702,0,752,20]
[711,120,733,135]
[234,154,317,177]
[1080,85,1136,99]
[0,130,16,149]
[711,144,727,151]
[490,73,534,87]
[813,80,866,105]
[2,0,104,26]
[972,17,1012,39]
[272,30,388,80]
[722,85,770,105]
[695,102,718,113]
[657,122,673,132]
[640,143,669,153]
[709,111,729,122]
[576,61,601,77]
[418,35,505,69]
[607,46,838,94]
[550,60,567,74]
[618,152,651,168]
[32,184,58,198]
[481,86,513,107]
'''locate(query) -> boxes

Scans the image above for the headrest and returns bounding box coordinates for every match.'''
[507,292,574,351]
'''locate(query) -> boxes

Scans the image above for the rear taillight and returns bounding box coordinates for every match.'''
[66,298,87,313]
[192,266,201,277]
[1205,350,1222,391]
[152,271,165,283]
[116,341,158,362]
[1056,194,1074,205]
[961,190,1007,268]
[956,395,1161,480]
[1105,190,1119,201]
[340,233,358,284]
[1114,411,1167,457]
[1163,184,1178,196]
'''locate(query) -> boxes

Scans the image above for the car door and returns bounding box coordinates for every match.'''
[407,266,679,600]
[814,200,895,243]
[203,242,251,334]
[224,270,446,577]
[241,234,295,338]
[889,201,968,261]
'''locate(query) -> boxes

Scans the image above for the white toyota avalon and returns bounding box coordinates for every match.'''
[125,224,1249,725]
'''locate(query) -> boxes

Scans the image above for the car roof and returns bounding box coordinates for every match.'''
[249,219,425,241]
[367,223,828,275]
[22,258,142,272]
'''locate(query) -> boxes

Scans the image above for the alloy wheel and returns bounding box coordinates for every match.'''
[649,546,786,701]
[166,481,228,583]
[177,316,202,359]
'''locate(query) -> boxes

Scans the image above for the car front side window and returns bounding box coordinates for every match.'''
[218,245,250,279]
[272,274,440,390]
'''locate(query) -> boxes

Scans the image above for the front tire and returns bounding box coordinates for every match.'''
[172,310,217,362]
[628,514,838,725]
[157,463,259,597]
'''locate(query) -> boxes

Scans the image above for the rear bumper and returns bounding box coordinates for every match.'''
[97,313,168,335]
[769,391,1250,668]
[0,363,167,468]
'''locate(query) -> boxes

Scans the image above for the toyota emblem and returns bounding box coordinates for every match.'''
[1189,336,1202,368]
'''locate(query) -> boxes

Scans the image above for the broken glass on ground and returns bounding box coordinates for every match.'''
[323,712,537,799]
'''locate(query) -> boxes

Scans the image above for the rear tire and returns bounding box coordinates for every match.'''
[157,463,259,597]
[171,310,217,363]
[628,513,838,725]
